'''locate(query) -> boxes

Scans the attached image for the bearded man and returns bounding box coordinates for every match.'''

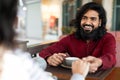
[39,2,116,73]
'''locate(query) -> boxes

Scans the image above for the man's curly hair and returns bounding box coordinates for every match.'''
[74,2,107,41]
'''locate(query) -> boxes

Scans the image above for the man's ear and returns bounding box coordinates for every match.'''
[99,19,101,27]
[13,16,18,29]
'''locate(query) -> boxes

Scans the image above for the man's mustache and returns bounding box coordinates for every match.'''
[82,24,94,28]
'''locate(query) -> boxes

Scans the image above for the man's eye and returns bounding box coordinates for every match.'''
[91,17,97,21]
[82,17,87,20]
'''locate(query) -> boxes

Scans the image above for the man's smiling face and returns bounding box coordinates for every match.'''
[80,10,101,33]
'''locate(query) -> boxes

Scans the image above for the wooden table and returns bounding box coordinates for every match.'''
[46,65,120,80]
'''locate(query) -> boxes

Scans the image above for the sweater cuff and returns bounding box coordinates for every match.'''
[71,74,85,80]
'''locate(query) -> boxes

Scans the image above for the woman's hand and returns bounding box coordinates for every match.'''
[82,56,102,73]
[72,59,90,77]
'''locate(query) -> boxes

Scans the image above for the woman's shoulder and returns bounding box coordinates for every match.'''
[2,49,55,80]
[3,49,30,65]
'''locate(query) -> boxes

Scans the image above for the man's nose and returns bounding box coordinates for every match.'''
[85,19,91,24]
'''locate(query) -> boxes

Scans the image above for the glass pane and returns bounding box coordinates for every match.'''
[62,2,69,26]
[116,8,120,30]
[76,0,81,8]
[117,0,120,5]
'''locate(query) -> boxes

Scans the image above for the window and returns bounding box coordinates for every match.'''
[62,0,81,27]
[112,0,120,31]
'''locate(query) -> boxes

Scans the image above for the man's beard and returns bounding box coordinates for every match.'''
[76,26,100,41]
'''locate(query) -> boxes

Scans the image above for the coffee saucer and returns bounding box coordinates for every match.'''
[61,63,71,69]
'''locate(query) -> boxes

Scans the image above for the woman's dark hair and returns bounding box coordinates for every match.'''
[74,2,107,41]
[0,0,18,48]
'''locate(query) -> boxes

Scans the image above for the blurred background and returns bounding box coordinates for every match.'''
[17,0,120,46]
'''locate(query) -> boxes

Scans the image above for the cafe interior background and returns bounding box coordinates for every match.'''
[17,0,120,46]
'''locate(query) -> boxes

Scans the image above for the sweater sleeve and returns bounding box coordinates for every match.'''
[39,36,69,59]
[100,34,116,69]
[71,74,85,80]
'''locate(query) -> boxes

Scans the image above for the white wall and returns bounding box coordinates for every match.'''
[26,2,43,39]
[82,0,92,5]
[102,0,114,30]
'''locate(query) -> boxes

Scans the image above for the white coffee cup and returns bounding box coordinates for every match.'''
[64,57,79,66]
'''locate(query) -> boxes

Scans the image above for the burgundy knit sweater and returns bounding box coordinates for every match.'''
[39,33,116,69]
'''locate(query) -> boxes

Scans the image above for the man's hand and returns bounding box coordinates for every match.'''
[47,53,67,66]
[82,56,102,73]
[72,59,90,77]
